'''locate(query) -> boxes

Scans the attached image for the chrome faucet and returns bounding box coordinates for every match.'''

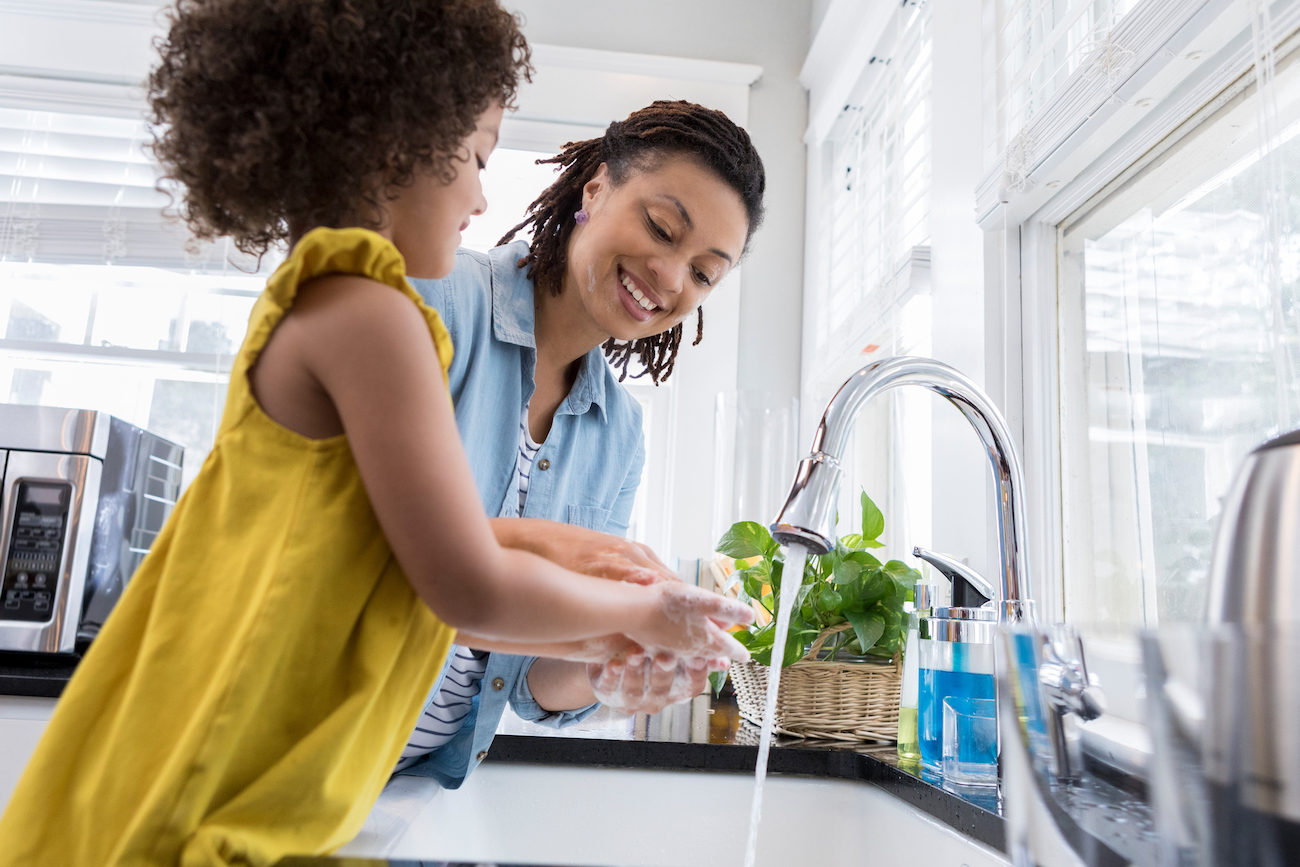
[769,356,1034,625]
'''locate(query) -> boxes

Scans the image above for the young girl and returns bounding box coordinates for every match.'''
[0,3,750,865]
[394,100,766,787]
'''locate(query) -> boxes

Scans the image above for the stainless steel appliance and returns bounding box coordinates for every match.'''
[1200,429,1300,853]
[0,405,183,655]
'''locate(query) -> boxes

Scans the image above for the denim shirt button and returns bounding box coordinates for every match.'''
[537,459,551,471]
[491,677,505,691]
[476,750,488,761]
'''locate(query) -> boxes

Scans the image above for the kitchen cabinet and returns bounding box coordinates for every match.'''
[0,695,55,812]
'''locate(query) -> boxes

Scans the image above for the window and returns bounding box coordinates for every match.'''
[1057,38,1300,625]
[803,0,933,546]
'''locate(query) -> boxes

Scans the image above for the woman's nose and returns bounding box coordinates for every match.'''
[645,256,686,296]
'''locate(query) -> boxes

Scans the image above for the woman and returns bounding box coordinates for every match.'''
[396,100,766,786]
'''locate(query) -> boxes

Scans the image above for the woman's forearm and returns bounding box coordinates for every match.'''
[524,658,597,712]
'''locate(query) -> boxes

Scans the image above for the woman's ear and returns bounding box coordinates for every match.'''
[581,162,612,211]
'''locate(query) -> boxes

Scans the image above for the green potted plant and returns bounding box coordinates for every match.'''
[712,491,919,741]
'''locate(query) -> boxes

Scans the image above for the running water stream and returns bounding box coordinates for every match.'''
[741,543,809,867]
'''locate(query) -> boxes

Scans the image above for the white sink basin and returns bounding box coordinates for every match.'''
[339,763,1010,867]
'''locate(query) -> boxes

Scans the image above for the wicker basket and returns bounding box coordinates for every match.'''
[731,623,902,742]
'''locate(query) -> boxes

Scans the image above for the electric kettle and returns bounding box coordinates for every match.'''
[1198,429,1300,854]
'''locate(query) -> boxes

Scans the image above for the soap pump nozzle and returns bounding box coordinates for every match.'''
[912,547,994,609]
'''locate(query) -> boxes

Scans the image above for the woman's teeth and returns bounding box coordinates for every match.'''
[621,273,658,311]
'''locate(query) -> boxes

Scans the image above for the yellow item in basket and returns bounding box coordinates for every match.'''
[0,228,456,867]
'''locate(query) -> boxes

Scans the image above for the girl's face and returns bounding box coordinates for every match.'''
[390,102,504,279]
[565,157,749,342]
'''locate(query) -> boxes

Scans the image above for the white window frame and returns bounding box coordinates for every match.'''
[980,0,1300,621]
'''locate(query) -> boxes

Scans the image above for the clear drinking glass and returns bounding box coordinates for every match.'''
[942,696,998,786]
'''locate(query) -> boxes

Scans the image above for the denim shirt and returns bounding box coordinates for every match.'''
[400,241,646,788]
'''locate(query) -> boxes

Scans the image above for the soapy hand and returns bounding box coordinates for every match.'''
[587,651,728,714]
[493,518,675,585]
[628,580,753,661]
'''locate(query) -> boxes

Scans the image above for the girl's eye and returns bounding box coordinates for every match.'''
[477,157,487,171]
[693,268,713,287]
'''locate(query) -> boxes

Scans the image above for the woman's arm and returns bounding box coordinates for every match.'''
[264,275,752,655]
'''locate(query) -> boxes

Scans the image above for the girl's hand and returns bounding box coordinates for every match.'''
[492,518,673,585]
[626,581,753,661]
[587,652,727,714]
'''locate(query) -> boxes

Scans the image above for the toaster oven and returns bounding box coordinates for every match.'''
[0,405,183,655]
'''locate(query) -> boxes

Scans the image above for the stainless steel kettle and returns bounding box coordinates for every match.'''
[1202,429,1300,839]
[1207,429,1300,626]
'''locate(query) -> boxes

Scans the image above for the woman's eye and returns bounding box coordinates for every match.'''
[693,268,713,287]
[647,218,671,242]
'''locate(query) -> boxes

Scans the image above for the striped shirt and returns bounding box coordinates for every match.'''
[517,403,542,515]
[395,645,490,772]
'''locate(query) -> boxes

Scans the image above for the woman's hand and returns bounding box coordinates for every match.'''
[491,518,674,585]
[587,651,728,714]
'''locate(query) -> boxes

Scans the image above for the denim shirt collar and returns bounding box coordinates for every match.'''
[489,241,608,423]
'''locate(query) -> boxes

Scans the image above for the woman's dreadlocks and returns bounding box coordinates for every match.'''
[497,100,765,384]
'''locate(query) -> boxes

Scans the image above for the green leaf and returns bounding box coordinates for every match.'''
[822,587,844,614]
[716,522,777,559]
[844,608,886,653]
[831,559,862,585]
[709,669,728,696]
[747,622,776,649]
[855,570,891,609]
[742,572,765,601]
[840,533,864,550]
[733,629,756,649]
[845,550,883,569]
[861,492,885,542]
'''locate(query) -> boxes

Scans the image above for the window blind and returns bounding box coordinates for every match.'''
[0,105,264,272]
[989,0,1215,195]
[818,0,931,367]
[994,0,1140,170]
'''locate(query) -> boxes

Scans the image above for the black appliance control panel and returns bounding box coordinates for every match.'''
[1,482,72,623]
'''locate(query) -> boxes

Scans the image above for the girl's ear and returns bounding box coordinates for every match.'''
[581,162,612,211]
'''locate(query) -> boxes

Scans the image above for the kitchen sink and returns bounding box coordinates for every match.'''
[338,763,1010,867]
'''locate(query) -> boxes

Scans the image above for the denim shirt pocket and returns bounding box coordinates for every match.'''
[565,504,611,531]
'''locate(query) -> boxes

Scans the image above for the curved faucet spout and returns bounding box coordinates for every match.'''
[770,356,1035,624]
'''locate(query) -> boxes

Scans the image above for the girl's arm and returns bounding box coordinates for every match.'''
[257,275,751,656]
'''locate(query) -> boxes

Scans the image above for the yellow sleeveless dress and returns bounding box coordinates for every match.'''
[0,228,457,867]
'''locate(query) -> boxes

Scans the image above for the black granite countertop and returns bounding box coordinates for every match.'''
[0,652,77,698]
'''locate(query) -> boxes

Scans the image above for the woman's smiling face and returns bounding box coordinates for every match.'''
[563,156,749,341]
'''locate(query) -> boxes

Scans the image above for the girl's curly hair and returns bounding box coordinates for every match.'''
[498,100,765,384]
[148,0,530,257]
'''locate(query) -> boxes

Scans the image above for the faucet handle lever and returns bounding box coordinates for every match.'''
[912,546,995,608]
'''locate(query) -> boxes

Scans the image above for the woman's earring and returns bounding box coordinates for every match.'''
[574,208,589,225]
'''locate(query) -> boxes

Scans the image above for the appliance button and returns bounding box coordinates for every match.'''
[44,529,59,539]
[39,516,62,528]
[19,590,34,600]
[33,601,48,613]
[34,591,49,602]
[18,514,39,527]
[4,598,17,610]
[33,574,46,589]
[15,572,28,588]
[35,541,57,551]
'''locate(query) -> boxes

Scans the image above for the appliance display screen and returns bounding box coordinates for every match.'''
[23,486,64,507]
